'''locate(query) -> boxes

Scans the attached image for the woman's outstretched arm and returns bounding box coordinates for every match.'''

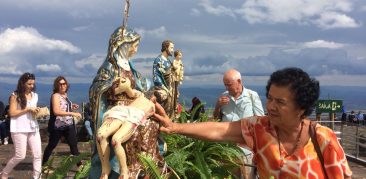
[153,102,244,143]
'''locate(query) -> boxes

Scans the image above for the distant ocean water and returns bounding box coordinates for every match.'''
[180,86,366,112]
[1,82,365,112]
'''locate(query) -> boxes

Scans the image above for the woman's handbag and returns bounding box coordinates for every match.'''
[32,107,50,119]
[309,121,329,179]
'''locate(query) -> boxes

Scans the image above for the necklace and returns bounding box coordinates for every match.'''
[275,121,304,168]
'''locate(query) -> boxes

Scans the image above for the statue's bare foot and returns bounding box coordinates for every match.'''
[100,173,109,179]
[118,173,128,179]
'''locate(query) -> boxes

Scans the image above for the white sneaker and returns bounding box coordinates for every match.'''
[4,137,8,145]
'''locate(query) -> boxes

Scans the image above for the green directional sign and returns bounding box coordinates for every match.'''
[316,100,343,113]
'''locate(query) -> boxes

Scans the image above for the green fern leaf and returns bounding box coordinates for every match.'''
[138,154,163,179]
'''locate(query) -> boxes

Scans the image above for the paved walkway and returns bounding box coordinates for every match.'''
[0,142,92,179]
[348,161,366,179]
[1,141,365,178]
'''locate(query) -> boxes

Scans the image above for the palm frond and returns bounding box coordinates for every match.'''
[186,162,209,179]
[138,154,163,179]
[42,156,56,178]
[165,150,191,177]
[161,103,244,179]
[192,151,212,178]
[177,102,189,123]
[178,110,190,123]
[74,160,91,179]
[43,155,55,167]
[48,155,72,179]
[190,102,206,121]
[205,143,243,162]
[49,152,90,179]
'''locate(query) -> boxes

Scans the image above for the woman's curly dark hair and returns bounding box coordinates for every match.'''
[265,67,320,117]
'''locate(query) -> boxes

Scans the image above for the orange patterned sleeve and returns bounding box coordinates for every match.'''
[238,116,258,150]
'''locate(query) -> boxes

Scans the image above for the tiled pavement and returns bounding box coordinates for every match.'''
[0,141,92,179]
[1,142,366,179]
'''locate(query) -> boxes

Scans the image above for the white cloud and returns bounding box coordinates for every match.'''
[317,74,366,86]
[135,53,160,59]
[199,0,236,18]
[187,47,366,78]
[314,12,359,29]
[72,24,92,32]
[135,26,167,38]
[130,59,154,78]
[0,0,116,19]
[190,8,201,16]
[0,26,81,55]
[217,0,361,29]
[0,66,22,75]
[36,64,61,72]
[356,56,365,60]
[177,33,238,44]
[1,0,365,87]
[304,40,345,49]
[75,54,105,69]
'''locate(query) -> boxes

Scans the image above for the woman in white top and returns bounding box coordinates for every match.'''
[1,73,42,179]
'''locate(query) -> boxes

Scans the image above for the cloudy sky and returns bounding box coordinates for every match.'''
[1,0,366,87]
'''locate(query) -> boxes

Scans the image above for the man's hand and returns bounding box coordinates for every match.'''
[213,95,229,119]
[216,95,230,107]
[152,102,176,134]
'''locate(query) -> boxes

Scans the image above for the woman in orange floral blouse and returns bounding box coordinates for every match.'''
[154,67,352,179]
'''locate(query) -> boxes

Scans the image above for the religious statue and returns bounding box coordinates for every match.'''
[88,1,173,178]
[172,50,184,113]
[172,50,184,85]
[152,40,178,119]
[96,77,155,178]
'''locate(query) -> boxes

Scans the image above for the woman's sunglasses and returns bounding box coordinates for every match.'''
[25,73,35,80]
[59,82,67,86]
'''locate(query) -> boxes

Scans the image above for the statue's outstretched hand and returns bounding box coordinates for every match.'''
[153,102,176,134]
[150,95,157,103]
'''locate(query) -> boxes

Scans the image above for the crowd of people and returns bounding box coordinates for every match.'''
[0,73,93,179]
[0,68,355,179]
[0,32,354,179]
[343,110,366,125]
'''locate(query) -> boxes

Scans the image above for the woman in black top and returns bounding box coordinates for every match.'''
[42,76,82,165]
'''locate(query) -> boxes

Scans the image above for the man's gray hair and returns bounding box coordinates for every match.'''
[231,70,241,81]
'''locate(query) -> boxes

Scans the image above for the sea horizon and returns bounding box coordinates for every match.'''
[1,82,366,113]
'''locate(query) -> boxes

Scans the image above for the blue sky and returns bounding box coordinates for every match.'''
[1,0,366,87]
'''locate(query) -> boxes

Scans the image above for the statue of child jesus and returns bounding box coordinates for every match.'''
[96,77,155,179]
